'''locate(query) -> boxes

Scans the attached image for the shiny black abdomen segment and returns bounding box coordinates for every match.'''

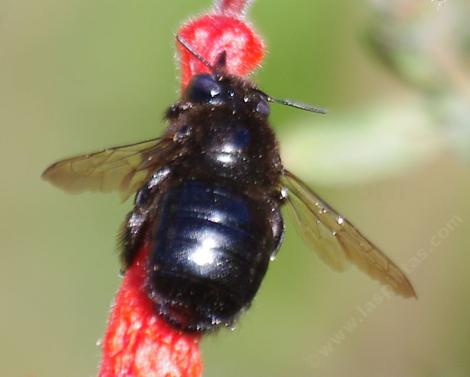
[148,180,276,332]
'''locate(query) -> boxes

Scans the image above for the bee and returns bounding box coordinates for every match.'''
[43,36,415,332]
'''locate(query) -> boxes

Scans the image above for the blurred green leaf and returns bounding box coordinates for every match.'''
[281,103,445,185]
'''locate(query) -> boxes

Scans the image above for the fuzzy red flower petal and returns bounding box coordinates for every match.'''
[98,246,203,377]
[177,8,264,89]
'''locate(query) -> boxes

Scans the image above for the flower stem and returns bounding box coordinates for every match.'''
[216,0,253,17]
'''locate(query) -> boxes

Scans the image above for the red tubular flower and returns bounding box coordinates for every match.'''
[98,1,265,376]
[178,0,264,89]
[98,246,202,377]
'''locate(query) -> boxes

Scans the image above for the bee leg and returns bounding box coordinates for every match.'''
[120,168,172,270]
[268,206,284,260]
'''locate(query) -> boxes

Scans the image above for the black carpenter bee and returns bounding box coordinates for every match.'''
[42,36,415,333]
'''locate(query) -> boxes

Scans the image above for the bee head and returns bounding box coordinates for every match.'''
[184,73,270,118]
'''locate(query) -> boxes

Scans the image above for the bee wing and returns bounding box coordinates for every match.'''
[42,137,176,201]
[281,170,416,298]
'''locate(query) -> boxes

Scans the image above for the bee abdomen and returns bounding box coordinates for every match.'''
[147,179,275,332]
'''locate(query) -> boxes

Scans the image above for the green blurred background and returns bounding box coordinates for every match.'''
[1,0,470,376]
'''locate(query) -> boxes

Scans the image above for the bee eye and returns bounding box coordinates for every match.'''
[186,74,222,104]
[256,96,270,117]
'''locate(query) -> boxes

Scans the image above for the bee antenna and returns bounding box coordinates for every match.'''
[268,97,328,114]
[176,35,217,72]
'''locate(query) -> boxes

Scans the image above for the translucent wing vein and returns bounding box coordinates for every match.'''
[282,170,416,298]
[42,138,174,200]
